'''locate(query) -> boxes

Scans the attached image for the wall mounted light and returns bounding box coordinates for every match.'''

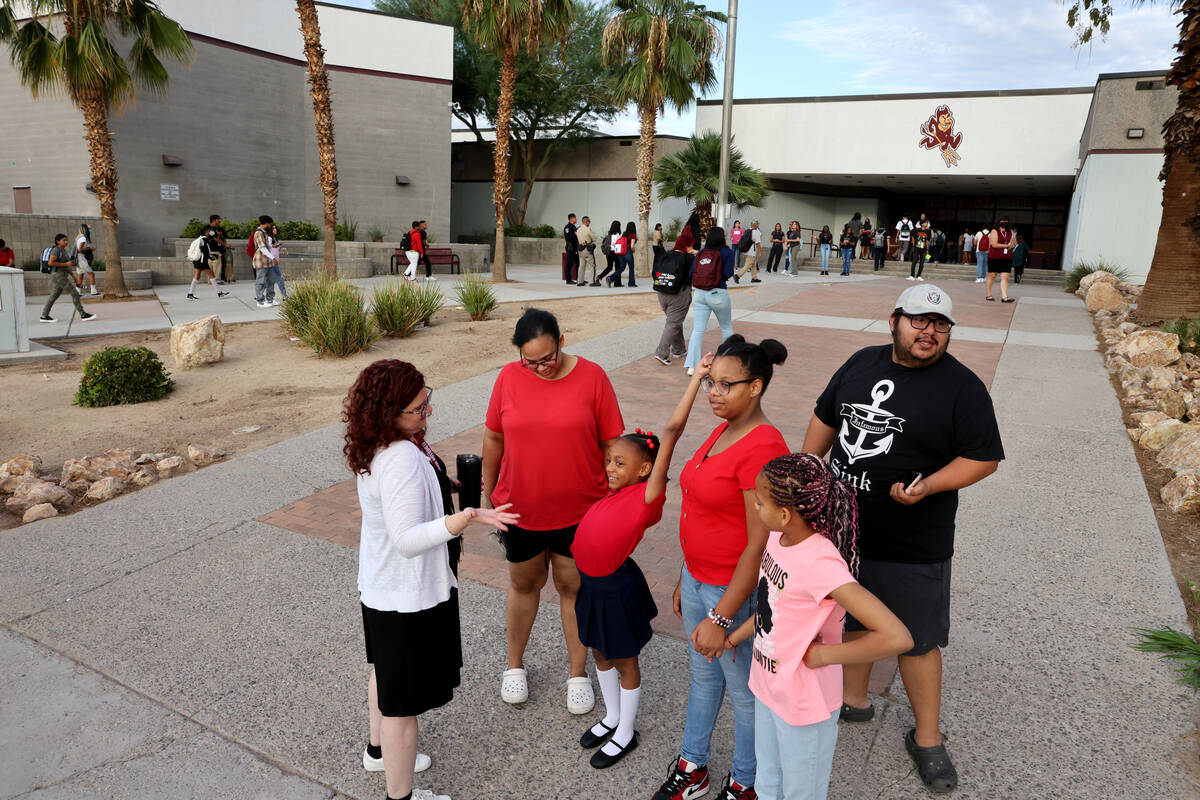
[395,175,410,186]
[162,154,184,166]
[1127,128,1145,139]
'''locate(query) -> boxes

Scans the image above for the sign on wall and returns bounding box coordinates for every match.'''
[918,105,963,168]
[160,184,180,202]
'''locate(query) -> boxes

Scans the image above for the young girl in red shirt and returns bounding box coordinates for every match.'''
[571,365,710,769]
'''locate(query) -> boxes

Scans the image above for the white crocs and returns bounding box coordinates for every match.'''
[362,748,431,773]
[501,667,528,704]
[411,789,450,800]
[566,676,595,715]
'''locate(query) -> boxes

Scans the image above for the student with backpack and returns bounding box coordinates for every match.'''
[651,220,697,366]
[872,225,889,271]
[39,234,96,323]
[186,226,232,301]
[733,221,762,284]
[682,226,736,377]
[402,220,421,281]
[73,223,99,296]
[894,216,914,263]
[598,221,621,286]
[250,215,278,307]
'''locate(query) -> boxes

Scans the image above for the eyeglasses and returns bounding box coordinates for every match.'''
[700,376,754,396]
[903,314,953,334]
[520,344,560,370]
[399,387,433,417]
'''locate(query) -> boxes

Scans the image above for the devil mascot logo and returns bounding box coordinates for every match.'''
[919,105,963,168]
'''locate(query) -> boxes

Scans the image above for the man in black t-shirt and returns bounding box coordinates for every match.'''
[562,213,579,284]
[802,283,1003,795]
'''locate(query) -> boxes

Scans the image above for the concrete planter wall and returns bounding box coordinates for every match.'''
[165,239,490,278]
[23,268,152,295]
[0,214,105,268]
[503,237,563,266]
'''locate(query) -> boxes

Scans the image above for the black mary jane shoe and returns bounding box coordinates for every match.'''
[589,731,638,769]
[579,721,616,749]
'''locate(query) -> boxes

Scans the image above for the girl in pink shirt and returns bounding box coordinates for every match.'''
[725,453,912,800]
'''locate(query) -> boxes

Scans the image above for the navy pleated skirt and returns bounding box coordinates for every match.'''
[575,558,658,659]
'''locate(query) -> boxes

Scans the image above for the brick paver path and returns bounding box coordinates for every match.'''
[260,278,1007,692]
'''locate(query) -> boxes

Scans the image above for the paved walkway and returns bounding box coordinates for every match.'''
[3,271,1199,799]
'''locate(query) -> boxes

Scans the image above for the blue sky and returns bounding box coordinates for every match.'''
[336,0,1178,135]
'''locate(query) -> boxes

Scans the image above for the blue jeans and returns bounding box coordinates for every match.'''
[819,244,830,272]
[754,701,839,800]
[685,288,734,369]
[975,249,988,279]
[679,565,756,787]
[840,247,852,274]
[254,266,274,303]
[266,264,287,298]
[620,253,636,286]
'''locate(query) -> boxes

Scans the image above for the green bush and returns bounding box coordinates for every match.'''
[663,216,684,241]
[89,260,105,271]
[1064,259,1131,293]
[335,209,359,242]
[181,218,207,239]
[280,278,378,357]
[278,221,321,241]
[533,224,556,239]
[74,346,174,407]
[1162,319,1200,354]
[21,259,40,271]
[180,218,321,241]
[455,271,498,321]
[504,223,535,238]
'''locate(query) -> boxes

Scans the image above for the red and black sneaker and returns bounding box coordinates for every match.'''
[651,757,710,800]
[716,774,757,800]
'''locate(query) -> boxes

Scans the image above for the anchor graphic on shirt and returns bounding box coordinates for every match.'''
[838,379,906,465]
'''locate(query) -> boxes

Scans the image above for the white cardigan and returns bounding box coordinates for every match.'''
[357,439,458,613]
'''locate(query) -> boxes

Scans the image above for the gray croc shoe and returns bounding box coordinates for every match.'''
[904,728,958,793]
[839,702,875,722]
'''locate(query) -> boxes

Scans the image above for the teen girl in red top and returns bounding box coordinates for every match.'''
[483,308,624,715]
[985,216,1016,303]
[652,335,790,800]
[571,365,710,770]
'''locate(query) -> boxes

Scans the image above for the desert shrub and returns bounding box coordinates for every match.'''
[414,278,445,323]
[533,224,556,238]
[335,209,359,242]
[278,221,321,240]
[367,226,387,243]
[455,270,498,321]
[89,260,105,271]
[1064,259,1131,293]
[504,223,535,238]
[281,278,378,356]
[663,216,684,241]
[21,259,40,271]
[1162,319,1200,354]
[74,346,174,407]
[372,280,425,338]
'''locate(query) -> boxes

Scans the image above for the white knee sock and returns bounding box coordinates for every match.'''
[603,686,641,752]
[595,667,621,730]
[189,278,198,294]
[209,277,219,289]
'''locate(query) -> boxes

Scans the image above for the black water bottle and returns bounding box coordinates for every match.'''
[456,454,482,510]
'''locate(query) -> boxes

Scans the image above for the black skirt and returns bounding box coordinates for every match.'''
[362,592,462,717]
[575,559,658,659]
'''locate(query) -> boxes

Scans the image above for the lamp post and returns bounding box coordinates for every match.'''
[715,0,737,229]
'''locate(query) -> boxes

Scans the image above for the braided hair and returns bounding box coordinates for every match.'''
[760,453,860,574]
[618,428,660,477]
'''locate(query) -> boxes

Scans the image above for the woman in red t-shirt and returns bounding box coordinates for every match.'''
[483,308,625,715]
[651,335,790,800]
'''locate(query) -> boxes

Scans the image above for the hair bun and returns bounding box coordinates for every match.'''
[723,333,746,347]
[760,338,788,366]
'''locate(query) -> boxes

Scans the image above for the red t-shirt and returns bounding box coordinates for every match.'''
[988,228,1014,260]
[486,357,625,530]
[0,248,13,266]
[678,423,789,585]
[572,482,666,577]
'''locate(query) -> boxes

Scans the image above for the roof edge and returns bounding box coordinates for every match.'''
[696,86,1095,107]
[314,1,454,28]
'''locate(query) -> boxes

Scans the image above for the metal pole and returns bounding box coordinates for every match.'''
[715,0,737,229]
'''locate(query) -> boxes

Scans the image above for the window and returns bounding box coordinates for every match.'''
[13,187,31,214]
[1135,80,1166,91]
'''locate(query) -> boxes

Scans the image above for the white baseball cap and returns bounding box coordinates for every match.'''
[895,283,956,325]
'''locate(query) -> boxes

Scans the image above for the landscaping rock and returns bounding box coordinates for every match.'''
[156,456,185,478]
[0,474,30,495]
[0,454,42,478]
[130,467,159,488]
[22,503,58,523]
[1162,473,1200,514]
[1086,282,1127,313]
[1128,427,1141,442]
[1117,282,1143,297]
[85,476,126,503]
[1144,366,1178,391]
[63,480,90,497]
[1159,389,1189,420]
[1140,421,1190,451]
[5,479,73,515]
[1158,429,1200,473]
[135,451,173,465]
[1114,330,1182,368]
[1079,270,1121,293]
[1132,411,1172,429]
[187,444,224,467]
[170,315,225,369]
[1117,322,1140,336]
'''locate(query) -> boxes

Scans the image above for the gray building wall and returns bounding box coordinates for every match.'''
[0,214,105,267]
[1078,71,1176,154]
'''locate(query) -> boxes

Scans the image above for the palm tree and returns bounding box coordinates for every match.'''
[0,0,191,298]
[603,0,724,279]
[655,132,768,235]
[1068,1,1200,320]
[460,0,573,282]
[296,0,338,277]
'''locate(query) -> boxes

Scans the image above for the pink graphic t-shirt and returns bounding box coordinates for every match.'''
[748,530,856,726]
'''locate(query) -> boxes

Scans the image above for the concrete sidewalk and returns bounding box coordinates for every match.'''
[3,276,1198,799]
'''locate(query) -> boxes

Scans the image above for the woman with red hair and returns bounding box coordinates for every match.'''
[345,359,518,800]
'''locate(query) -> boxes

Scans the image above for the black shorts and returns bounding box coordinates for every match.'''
[987,259,1012,274]
[362,596,461,717]
[499,523,577,563]
[845,558,950,656]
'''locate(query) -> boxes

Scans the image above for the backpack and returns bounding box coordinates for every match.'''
[737,230,755,253]
[40,246,54,274]
[400,230,412,251]
[187,236,205,262]
[874,230,887,247]
[601,235,613,256]
[653,250,691,294]
[691,248,723,290]
[612,235,627,256]
[246,230,258,257]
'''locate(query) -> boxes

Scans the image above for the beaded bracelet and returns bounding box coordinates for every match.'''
[707,608,731,629]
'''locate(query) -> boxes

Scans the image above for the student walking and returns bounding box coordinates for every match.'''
[39,234,96,323]
[872,226,888,271]
[574,374,703,769]
[838,225,855,276]
[894,216,914,263]
[909,222,931,280]
[961,229,974,267]
[724,453,912,800]
[766,223,784,273]
[251,216,278,307]
[817,226,833,275]
[683,227,736,376]
[1011,233,1029,284]
[730,221,744,271]
[208,215,232,284]
[73,223,98,296]
[187,226,232,301]
[733,221,761,284]
[267,223,288,303]
[403,221,422,281]
[985,218,1016,302]
[652,223,666,264]
[785,221,803,276]
[614,222,638,288]
[599,221,621,286]
[974,228,989,283]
